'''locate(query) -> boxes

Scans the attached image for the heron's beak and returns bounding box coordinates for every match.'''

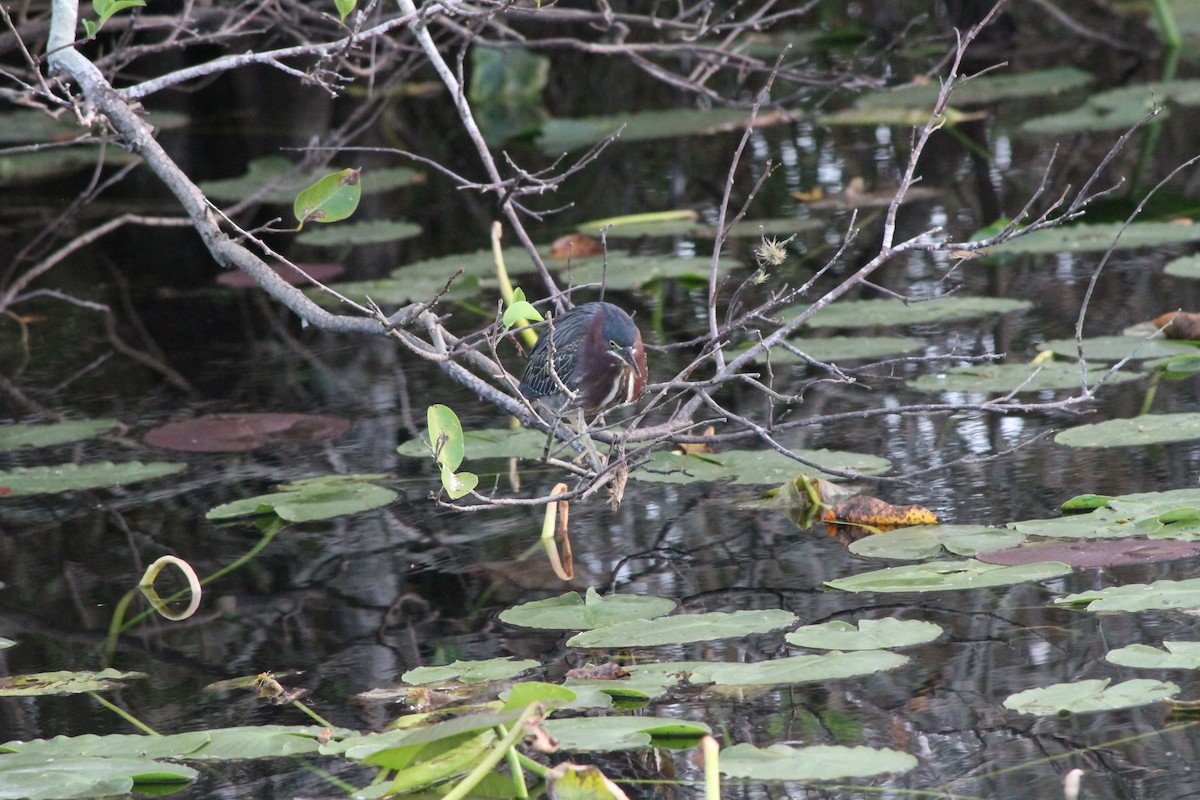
[615,346,641,375]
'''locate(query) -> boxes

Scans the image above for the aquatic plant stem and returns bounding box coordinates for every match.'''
[89,691,160,735]
[498,726,529,799]
[440,704,541,800]
[702,736,720,800]
[289,700,335,729]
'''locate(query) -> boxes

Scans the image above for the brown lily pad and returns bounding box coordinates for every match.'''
[216,262,345,288]
[977,538,1200,568]
[144,413,350,452]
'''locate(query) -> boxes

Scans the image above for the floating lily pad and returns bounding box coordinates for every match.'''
[1056,577,1200,611]
[0,731,211,759]
[401,658,540,686]
[1037,335,1196,362]
[1107,641,1200,670]
[199,156,422,204]
[541,716,710,752]
[1003,678,1178,716]
[0,754,197,800]
[576,210,699,238]
[0,638,13,649]
[690,650,909,685]
[720,742,918,781]
[397,427,548,461]
[785,618,942,650]
[0,419,119,451]
[0,146,137,185]
[1022,79,1200,135]
[205,474,397,522]
[537,107,787,154]
[1009,507,1135,539]
[0,461,186,497]
[1020,99,1156,135]
[988,222,1200,255]
[826,559,1072,593]
[296,219,422,247]
[802,296,1031,328]
[0,669,146,697]
[144,413,350,452]
[977,539,1200,568]
[499,588,677,630]
[1055,413,1200,448]
[909,362,1138,394]
[567,609,797,648]
[638,448,890,485]
[750,335,926,364]
[818,106,985,127]
[853,67,1092,110]
[1164,254,1200,279]
[0,109,187,144]
[848,524,1024,560]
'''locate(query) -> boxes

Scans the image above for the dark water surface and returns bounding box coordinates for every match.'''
[6,7,1200,799]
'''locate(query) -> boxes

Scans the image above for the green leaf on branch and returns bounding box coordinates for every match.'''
[427,405,478,500]
[293,167,362,229]
[503,286,543,328]
[334,0,356,22]
[87,0,146,35]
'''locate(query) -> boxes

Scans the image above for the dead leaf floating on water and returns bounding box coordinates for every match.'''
[550,233,604,259]
[144,413,351,452]
[565,662,631,680]
[1153,310,1200,340]
[823,495,938,533]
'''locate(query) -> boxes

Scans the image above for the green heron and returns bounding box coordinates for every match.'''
[519,301,647,414]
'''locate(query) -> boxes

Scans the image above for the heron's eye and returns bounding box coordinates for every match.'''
[609,339,621,349]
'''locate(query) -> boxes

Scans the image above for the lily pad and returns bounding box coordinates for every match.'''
[0,461,186,497]
[0,669,146,697]
[296,219,422,247]
[909,362,1138,394]
[802,296,1031,328]
[690,650,909,685]
[199,156,422,204]
[0,731,211,759]
[1021,79,1200,135]
[566,609,797,648]
[0,754,196,800]
[977,538,1200,568]
[499,588,677,630]
[638,448,890,485]
[0,419,119,451]
[1037,335,1196,362]
[720,742,917,781]
[402,658,540,685]
[1107,641,1200,670]
[853,66,1092,110]
[205,474,397,522]
[848,524,1024,560]
[826,559,1072,593]
[987,222,1200,255]
[541,716,710,752]
[1055,413,1200,448]
[537,107,788,154]
[143,413,350,452]
[1164,254,1200,279]
[750,335,926,364]
[1055,577,1200,611]
[785,618,942,650]
[1003,678,1179,716]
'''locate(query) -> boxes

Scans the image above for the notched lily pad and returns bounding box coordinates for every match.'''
[1055,413,1200,448]
[0,419,119,451]
[848,524,1024,560]
[639,448,890,485]
[720,742,918,781]
[499,588,677,630]
[0,461,186,497]
[909,362,1137,394]
[205,474,397,522]
[566,609,797,648]
[0,754,197,800]
[144,413,350,452]
[541,716,710,752]
[977,538,1200,568]
[200,156,422,204]
[750,335,925,364]
[1055,577,1200,611]
[785,618,942,650]
[402,657,540,686]
[987,222,1200,255]
[296,219,422,247]
[1107,641,1200,670]
[1037,335,1196,362]
[0,669,146,696]
[853,66,1092,110]
[802,296,1031,328]
[1003,678,1178,716]
[827,558,1072,593]
[537,107,789,154]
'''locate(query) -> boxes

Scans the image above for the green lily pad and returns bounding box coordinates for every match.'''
[910,362,1138,394]
[296,219,421,247]
[784,618,943,650]
[691,650,909,685]
[638,448,890,486]
[848,524,1024,560]
[0,638,13,649]
[1107,641,1200,669]
[720,742,918,781]
[750,335,926,364]
[401,658,540,686]
[1003,678,1178,716]
[1055,413,1200,448]
[0,461,186,497]
[199,156,422,204]
[566,609,797,648]
[1055,577,1200,611]
[826,559,1072,593]
[204,474,397,522]
[988,222,1200,254]
[541,716,710,752]
[1009,506,1134,539]
[802,296,1031,328]
[537,107,783,154]
[0,732,211,760]
[853,66,1092,110]
[1037,335,1196,362]
[818,106,984,127]
[0,669,146,697]
[1164,254,1200,279]
[499,588,677,630]
[397,427,549,461]
[0,419,120,451]
[1022,79,1200,135]
[0,754,197,800]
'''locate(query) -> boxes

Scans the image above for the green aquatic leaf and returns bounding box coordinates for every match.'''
[469,47,550,145]
[1107,641,1200,669]
[0,731,211,759]
[0,669,145,697]
[989,222,1200,254]
[1055,413,1200,448]
[848,524,1024,560]
[499,588,677,630]
[785,618,943,651]
[909,362,1138,394]
[721,742,918,781]
[854,66,1092,109]
[692,650,908,685]
[749,335,926,364]
[200,156,421,204]
[204,475,397,522]
[1037,335,1196,362]
[826,559,1072,593]
[542,716,710,752]
[296,219,421,247]
[537,107,779,154]
[0,461,186,497]
[401,658,540,686]
[802,296,1030,328]
[0,754,196,800]
[1003,678,1178,716]
[293,167,361,227]
[1056,577,1200,611]
[567,609,797,648]
[0,419,119,451]
[639,447,890,485]
[1164,254,1200,279]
